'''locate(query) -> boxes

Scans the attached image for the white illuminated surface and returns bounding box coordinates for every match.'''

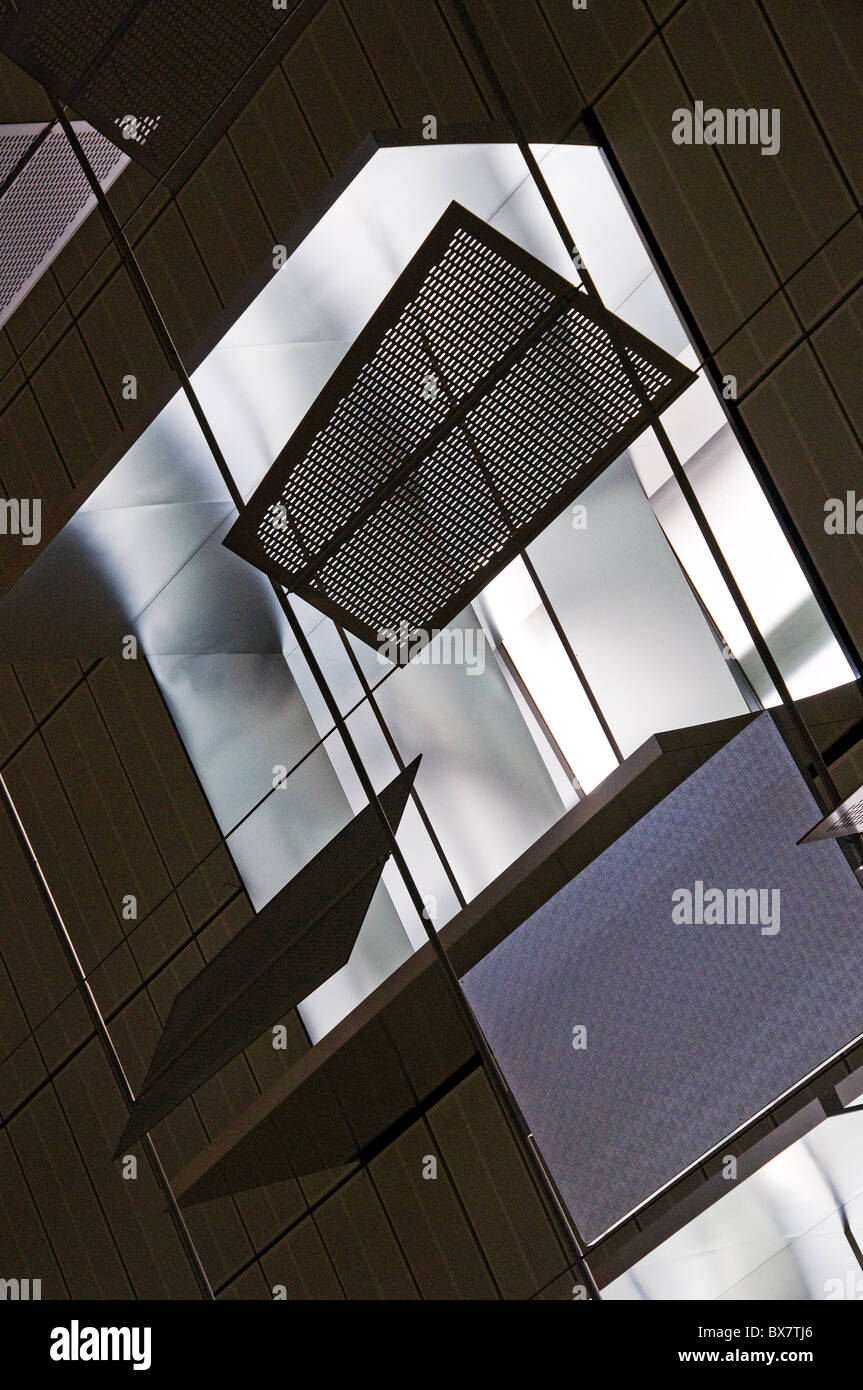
[480,558,618,793]
[630,350,854,702]
[604,1114,863,1301]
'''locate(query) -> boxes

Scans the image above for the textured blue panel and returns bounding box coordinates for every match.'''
[462,715,863,1241]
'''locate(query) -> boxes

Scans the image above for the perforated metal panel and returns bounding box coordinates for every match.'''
[225,204,696,651]
[0,121,127,329]
[0,0,325,188]
[799,782,863,844]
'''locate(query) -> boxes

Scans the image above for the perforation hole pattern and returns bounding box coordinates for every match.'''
[257,225,559,578]
[0,123,126,326]
[237,214,691,645]
[2,0,304,180]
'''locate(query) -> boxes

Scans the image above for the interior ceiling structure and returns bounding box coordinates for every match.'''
[226,202,694,647]
[0,0,325,188]
[1,0,862,1319]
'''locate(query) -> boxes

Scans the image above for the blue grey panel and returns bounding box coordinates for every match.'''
[462,715,863,1242]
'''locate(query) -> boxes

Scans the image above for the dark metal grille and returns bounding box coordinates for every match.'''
[0,0,324,189]
[799,784,863,844]
[226,204,695,649]
[0,121,127,329]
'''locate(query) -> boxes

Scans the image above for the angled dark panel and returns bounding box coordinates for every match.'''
[0,120,127,328]
[225,203,695,651]
[114,758,419,1156]
[0,0,328,190]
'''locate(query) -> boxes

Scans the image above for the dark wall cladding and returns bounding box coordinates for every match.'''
[0,0,862,1299]
[463,715,863,1241]
[0,657,568,1300]
[0,0,323,188]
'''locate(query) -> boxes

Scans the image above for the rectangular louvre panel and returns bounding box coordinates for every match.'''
[225,204,696,650]
[0,121,127,329]
[114,758,419,1156]
[0,0,324,189]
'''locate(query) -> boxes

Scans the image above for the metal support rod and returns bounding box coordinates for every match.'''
[54,100,601,1297]
[331,625,469,910]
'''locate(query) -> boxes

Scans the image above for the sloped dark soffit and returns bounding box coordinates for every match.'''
[114,756,420,1156]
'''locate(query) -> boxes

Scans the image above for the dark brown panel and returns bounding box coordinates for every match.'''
[345,0,489,128]
[457,0,581,136]
[666,0,853,283]
[741,344,863,655]
[764,0,863,202]
[177,141,273,305]
[283,2,393,172]
[110,984,256,1291]
[9,1083,134,1298]
[597,39,778,349]
[42,681,174,928]
[0,49,53,122]
[53,1039,202,1299]
[78,263,170,426]
[260,1215,344,1300]
[219,1263,272,1300]
[88,659,222,886]
[134,200,222,356]
[314,1169,419,1299]
[12,657,83,722]
[0,384,71,594]
[427,1068,567,1299]
[0,663,33,760]
[0,795,78,1030]
[229,65,331,244]
[35,989,93,1073]
[30,325,121,484]
[370,1116,498,1298]
[715,289,800,397]
[0,1130,68,1298]
[537,0,652,105]
[4,733,120,974]
[125,892,192,982]
[811,287,863,444]
[786,215,863,332]
[0,1029,46,1124]
[5,265,64,355]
